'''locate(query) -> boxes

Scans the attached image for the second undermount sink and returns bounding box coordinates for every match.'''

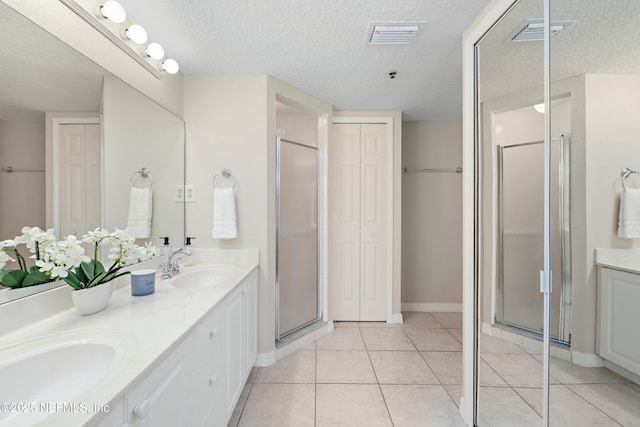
[170,265,238,289]
[0,330,133,426]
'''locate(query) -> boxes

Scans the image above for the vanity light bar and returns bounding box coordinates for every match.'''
[58,0,180,77]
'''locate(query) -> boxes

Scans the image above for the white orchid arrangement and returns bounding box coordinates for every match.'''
[37,228,157,290]
[0,227,157,290]
[0,227,58,288]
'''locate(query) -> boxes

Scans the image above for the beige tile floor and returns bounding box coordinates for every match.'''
[228,312,640,427]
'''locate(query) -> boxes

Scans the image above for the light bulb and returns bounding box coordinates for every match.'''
[145,42,165,60]
[100,1,126,24]
[162,59,180,74]
[125,24,148,45]
[534,103,545,113]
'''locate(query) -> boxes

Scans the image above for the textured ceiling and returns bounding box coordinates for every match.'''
[479,0,640,103]
[0,2,106,122]
[117,0,492,121]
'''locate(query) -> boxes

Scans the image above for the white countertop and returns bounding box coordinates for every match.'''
[0,249,259,427]
[595,248,640,275]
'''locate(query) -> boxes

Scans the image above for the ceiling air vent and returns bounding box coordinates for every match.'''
[511,19,574,42]
[366,22,426,45]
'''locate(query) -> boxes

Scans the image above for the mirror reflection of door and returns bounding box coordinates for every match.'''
[56,120,101,239]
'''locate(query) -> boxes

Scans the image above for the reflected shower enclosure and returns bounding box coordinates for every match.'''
[497,136,571,343]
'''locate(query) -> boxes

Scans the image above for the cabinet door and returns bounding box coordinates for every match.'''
[226,287,244,414]
[244,272,258,375]
[126,335,194,427]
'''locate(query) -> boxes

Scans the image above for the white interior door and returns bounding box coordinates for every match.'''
[330,123,361,320]
[330,123,388,321]
[58,123,101,237]
[359,124,388,320]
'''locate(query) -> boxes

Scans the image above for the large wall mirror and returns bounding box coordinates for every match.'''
[0,3,185,303]
[474,0,640,425]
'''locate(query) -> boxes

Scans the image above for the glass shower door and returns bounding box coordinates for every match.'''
[497,137,570,343]
[276,137,320,340]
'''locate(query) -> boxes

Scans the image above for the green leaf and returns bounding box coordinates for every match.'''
[80,260,104,281]
[63,275,85,290]
[86,270,110,288]
[21,270,52,287]
[0,270,28,288]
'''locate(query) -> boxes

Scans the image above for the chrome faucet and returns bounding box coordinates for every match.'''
[162,248,192,279]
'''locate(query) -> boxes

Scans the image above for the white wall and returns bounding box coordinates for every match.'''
[401,121,463,308]
[0,121,45,239]
[184,75,331,356]
[102,76,185,246]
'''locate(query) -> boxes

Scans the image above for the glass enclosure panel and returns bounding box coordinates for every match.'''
[475,0,547,424]
[548,1,640,425]
[276,138,319,339]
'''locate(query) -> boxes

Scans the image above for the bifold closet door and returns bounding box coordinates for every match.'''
[330,123,388,321]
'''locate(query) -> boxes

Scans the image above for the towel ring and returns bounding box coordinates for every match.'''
[213,168,237,190]
[621,167,640,189]
[130,168,153,189]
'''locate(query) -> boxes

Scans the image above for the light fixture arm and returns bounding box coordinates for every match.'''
[59,0,168,79]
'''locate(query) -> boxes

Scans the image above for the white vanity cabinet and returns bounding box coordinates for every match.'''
[122,268,258,427]
[124,335,195,426]
[225,270,258,416]
[597,267,640,376]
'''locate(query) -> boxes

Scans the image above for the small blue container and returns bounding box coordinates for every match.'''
[130,269,156,296]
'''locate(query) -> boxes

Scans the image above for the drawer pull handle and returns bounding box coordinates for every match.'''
[209,327,218,338]
[209,374,218,386]
[133,400,149,419]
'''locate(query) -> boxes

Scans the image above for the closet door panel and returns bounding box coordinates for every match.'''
[360,123,387,321]
[330,123,361,320]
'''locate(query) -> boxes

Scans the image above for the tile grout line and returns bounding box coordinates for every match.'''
[358,321,396,427]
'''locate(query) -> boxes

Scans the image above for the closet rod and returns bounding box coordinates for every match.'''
[2,166,45,173]
[402,167,463,174]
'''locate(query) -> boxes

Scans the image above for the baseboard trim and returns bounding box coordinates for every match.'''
[388,313,403,324]
[572,350,605,368]
[401,303,463,312]
[254,350,276,367]
[604,360,640,384]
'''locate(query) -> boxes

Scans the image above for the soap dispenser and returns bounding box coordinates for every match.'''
[183,237,196,266]
[159,236,171,255]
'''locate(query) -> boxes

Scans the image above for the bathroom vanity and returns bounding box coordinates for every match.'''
[596,249,640,381]
[0,249,258,427]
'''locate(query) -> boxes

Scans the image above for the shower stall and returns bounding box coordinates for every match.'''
[496,135,571,343]
[275,137,321,341]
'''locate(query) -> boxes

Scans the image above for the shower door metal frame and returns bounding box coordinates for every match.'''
[275,137,322,341]
[496,135,572,344]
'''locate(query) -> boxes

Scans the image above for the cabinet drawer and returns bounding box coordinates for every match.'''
[194,356,226,426]
[194,304,226,368]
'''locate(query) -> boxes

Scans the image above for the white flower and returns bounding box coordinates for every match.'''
[1,239,17,248]
[0,250,14,270]
[17,227,56,258]
[82,228,110,245]
[37,235,89,278]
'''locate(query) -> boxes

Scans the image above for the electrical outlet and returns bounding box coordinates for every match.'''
[174,185,185,202]
[184,184,196,202]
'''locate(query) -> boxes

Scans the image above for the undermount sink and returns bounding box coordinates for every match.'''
[0,330,133,426]
[170,265,238,288]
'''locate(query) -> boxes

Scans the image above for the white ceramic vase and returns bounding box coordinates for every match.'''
[71,280,115,315]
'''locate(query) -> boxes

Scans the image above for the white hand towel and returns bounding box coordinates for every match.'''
[213,187,238,239]
[126,187,153,238]
[618,187,640,238]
